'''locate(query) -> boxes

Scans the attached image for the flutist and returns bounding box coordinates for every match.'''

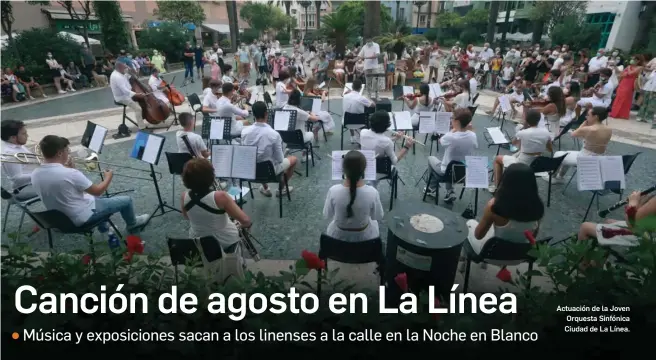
[31,135,150,234]
[1,120,38,200]
[359,111,414,188]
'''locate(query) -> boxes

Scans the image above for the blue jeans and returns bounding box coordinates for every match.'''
[83,196,136,233]
[184,62,194,78]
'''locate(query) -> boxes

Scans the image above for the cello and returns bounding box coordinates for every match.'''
[160,77,185,106]
[129,75,170,125]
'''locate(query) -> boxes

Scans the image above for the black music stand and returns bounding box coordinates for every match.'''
[392,85,405,110]
[80,121,134,197]
[268,109,303,176]
[165,76,180,131]
[129,131,180,228]
[201,116,234,147]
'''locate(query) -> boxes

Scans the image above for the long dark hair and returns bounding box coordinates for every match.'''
[419,83,430,107]
[568,81,581,99]
[492,163,544,222]
[548,86,566,117]
[343,150,366,218]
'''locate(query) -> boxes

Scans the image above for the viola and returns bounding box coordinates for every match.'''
[524,99,550,108]
[160,77,185,106]
[129,75,170,125]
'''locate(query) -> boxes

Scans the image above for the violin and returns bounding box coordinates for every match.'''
[307,88,327,97]
[129,75,170,125]
[159,77,185,106]
[523,99,550,108]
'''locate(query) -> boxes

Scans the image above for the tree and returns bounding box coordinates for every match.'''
[93,0,129,53]
[240,2,293,37]
[375,32,425,58]
[320,12,354,56]
[57,1,93,47]
[225,0,239,51]
[364,1,382,39]
[336,1,391,39]
[486,1,500,44]
[154,0,206,25]
[298,1,311,38]
[1,1,49,42]
[412,1,427,32]
[268,0,294,37]
[550,16,601,51]
[138,23,188,62]
[529,1,587,44]
[633,1,656,51]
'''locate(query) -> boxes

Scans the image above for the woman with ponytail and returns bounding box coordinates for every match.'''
[323,150,384,242]
[404,83,435,127]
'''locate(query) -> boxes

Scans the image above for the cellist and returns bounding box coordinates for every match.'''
[110,62,146,129]
[148,67,171,106]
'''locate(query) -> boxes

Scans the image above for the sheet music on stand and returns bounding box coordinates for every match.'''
[130,131,165,165]
[331,150,376,180]
[429,83,442,98]
[81,121,108,154]
[402,86,414,96]
[391,111,413,131]
[418,112,437,134]
[249,88,259,105]
[209,118,226,140]
[577,156,626,191]
[465,156,489,188]
[269,110,295,131]
[300,96,322,114]
[435,112,452,134]
[211,145,258,180]
[487,127,509,144]
[318,81,326,89]
[499,95,512,114]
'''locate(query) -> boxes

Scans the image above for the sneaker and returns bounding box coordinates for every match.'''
[488,184,496,193]
[485,110,494,115]
[276,186,294,197]
[350,137,356,144]
[301,154,312,163]
[219,181,228,189]
[69,88,76,92]
[259,185,272,197]
[443,190,457,203]
[127,214,151,231]
[42,94,48,98]
[191,79,195,83]
[29,96,35,100]
[551,175,566,184]
[423,186,437,198]
[58,90,67,94]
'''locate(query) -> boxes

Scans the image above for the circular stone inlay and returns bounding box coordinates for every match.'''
[409,214,444,233]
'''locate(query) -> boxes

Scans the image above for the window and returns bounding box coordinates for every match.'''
[308,14,315,28]
[399,8,405,20]
[484,2,490,10]
[586,12,615,49]
[419,15,426,27]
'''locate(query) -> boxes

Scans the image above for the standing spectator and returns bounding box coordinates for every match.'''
[490,53,503,90]
[183,42,195,83]
[46,51,72,94]
[151,50,166,74]
[521,53,540,86]
[427,42,441,82]
[610,55,644,119]
[586,49,608,89]
[64,62,89,88]
[238,44,250,80]
[638,63,656,127]
[194,44,205,80]
[80,44,96,81]
[15,65,46,98]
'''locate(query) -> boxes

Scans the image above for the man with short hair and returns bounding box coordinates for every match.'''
[576,68,614,119]
[110,62,146,129]
[358,38,381,98]
[176,112,209,158]
[343,79,375,144]
[215,82,250,138]
[183,42,195,83]
[31,135,149,233]
[425,109,478,202]
[1,120,39,199]
[586,49,608,89]
[241,101,298,197]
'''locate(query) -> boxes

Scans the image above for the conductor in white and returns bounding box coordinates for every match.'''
[358,38,380,98]
[110,62,146,129]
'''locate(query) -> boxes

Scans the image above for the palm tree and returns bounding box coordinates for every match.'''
[412,1,427,33]
[486,1,500,44]
[320,12,353,56]
[375,32,425,59]
[298,1,311,38]
[363,1,382,39]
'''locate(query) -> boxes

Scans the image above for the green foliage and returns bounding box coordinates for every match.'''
[423,28,438,42]
[240,29,260,44]
[375,33,426,58]
[459,28,481,45]
[276,31,291,45]
[550,16,601,53]
[240,2,294,34]
[434,8,487,43]
[220,38,231,50]
[333,0,393,38]
[320,12,356,55]
[384,19,412,36]
[93,0,130,54]
[530,1,588,32]
[153,0,206,25]
[1,28,82,83]
[137,23,190,63]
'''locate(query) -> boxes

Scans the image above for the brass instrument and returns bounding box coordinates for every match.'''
[1,145,162,181]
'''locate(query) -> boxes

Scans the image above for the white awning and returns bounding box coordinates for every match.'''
[203,23,231,34]
[42,9,132,21]
[58,31,101,45]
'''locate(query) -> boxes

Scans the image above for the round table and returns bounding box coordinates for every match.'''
[385,201,466,304]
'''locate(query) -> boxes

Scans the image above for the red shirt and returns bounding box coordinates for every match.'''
[459,54,469,70]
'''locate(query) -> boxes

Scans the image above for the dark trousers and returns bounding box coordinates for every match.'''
[184,62,194,78]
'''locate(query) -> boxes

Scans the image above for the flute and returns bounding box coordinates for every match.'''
[597,185,656,218]
[391,132,425,146]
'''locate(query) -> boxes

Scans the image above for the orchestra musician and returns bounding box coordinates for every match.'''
[540,86,567,138]
[1,120,38,199]
[147,68,170,106]
[176,112,209,158]
[323,150,384,242]
[441,79,471,112]
[486,83,525,118]
[343,79,375,144]
[180,158,252,274]
[275,70,294,108]
[283,90,320,151]
[403,83,435,127]
[575,68,614,120]
[302,79,335,134]
[30,135,150,234]
[332,59,346,87]
[201,79,222,113]
[241,101,298,197]
[221,64,251,104]
[288,67,306,92]
[110,62,147,129]
[215,82,251,139]
[303,78,328,99]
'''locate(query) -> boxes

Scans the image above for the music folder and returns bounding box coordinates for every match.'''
[211,145,257,180]
[268,110,296,131]
[331,150,376,181]
[486,127,509,145]
[418,112,451,134]
[392,85,413,99]
[577,156,625,191]
[81,121,108,154]
[429,83,442,98]
[465,156,489,188]
[130,131,165,165]
[389,111,413,131]
[498,95,512,113]
[300,96,322,114]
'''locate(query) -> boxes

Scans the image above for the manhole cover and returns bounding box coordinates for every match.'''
[410,214,443,233]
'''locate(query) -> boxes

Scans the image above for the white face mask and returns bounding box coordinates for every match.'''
[612,52,618,57]
[47,54,52,58]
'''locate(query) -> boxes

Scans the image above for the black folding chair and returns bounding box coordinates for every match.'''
[341,112,369,150]
[530,155,567,207]
[1,187,41,240]
[167,236,223,285]
[316,234,384,296]
[187,93,204,131]
[279,129,315,177]
[422,161,466,206]
[247,161,291,218]
[375,157,398,211]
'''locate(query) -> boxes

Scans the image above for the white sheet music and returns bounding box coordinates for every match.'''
[212,145,233,178]
[418,112,436,134]
[331,150,376,181]
[209,118,225,140]
[429,83,442,98]
[465,156,489,188]
[435,112,452,134]
[231,145,257,180]
[499,95,512,113]
[311,98,322,114]
[318,81,326,89]
[249,88,258,104]
[273,111,291,131]
[487,127,509,144]
[393,111,413,130]
[403,86,414,96]
[343,83,353,96]
[141,135,163,165]
[577,156,602,191]
[88,125,107,153]
[599,156,625,189]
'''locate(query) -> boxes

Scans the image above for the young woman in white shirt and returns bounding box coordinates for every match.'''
[428,43,441,82]
[275,70,294,108]
[491,109,553,192]
[539,86,567,138]
[323,150,384,242]
[181,158,252,276]
[404,83,435,126]
[560,81,581,126]
[442,79,471,112]
[283,89,319,149]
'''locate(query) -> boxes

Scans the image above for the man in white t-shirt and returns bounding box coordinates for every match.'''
[358,39,380,98]
[1,120,39,200]
[466,68,478,100]
[343,79,375,144]
[576,68,614,119]
[201,79,222,113]
[425,109,478,202]
[586,49,608,88]
[479,43,494,63]
[176,112,209,158]
[31,135,149,233]
[215,82,251,137]
[487,84,524,117]
[275,70,294,108]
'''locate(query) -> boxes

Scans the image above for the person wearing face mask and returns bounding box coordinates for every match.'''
[357,39,381,98]
[238,44,251,80]
[195,44,205,80]
[576,68,614,119]
[151,50,166,75]
[585,49,608,89]
[110,62,147,129]
[638,59,656,127]
[46,52,70,94]
[183,42,195,83]
[610,55,645,119]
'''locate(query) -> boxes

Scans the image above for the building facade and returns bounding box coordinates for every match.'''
[286,1,334,39]
[382,1,413,25]
[410,0,442,34]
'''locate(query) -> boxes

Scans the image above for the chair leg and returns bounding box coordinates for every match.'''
[47,229,54,250]
[412,129,416,155]
[429,137,434,156]
[305,149,309,177]
[463,258,472,292]
[563,169,576,194]
[547,174,552,207]
[279,181,283,218]
[248,182,255,199]
[459,188,465,200]
[582,193,597,222]
[109,220,123,240]
[394,173,398,199]
[340,128,345,150]
[16,210,26,242]
[3,203,11,232]
[310,145,315,167]
[172,174,176,205]
[435,184,439,205]
[389,181,394,211]
[422,171,433,202]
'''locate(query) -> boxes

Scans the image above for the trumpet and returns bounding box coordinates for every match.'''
[1,147,162,181]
